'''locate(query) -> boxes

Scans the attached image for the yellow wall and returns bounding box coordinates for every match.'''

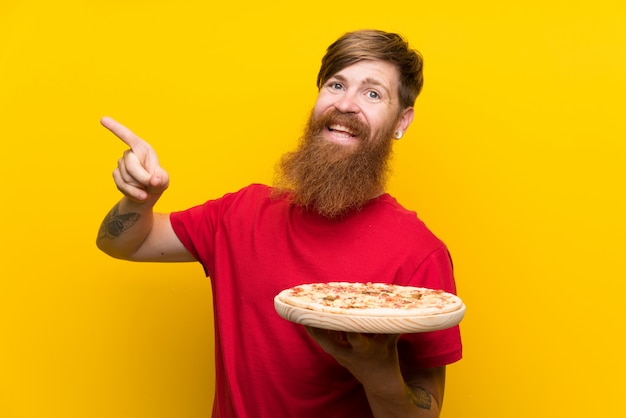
[1,1,625,416]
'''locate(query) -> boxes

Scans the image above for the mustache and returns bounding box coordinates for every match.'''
[309,109,371,139]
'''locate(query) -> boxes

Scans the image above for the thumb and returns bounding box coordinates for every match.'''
[148,166,170,192]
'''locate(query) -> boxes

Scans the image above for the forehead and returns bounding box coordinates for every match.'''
[331,60,400,91]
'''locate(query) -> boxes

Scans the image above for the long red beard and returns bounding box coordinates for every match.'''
[273,109,396,219]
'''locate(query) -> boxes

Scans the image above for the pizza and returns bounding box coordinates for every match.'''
[276,282,463,317]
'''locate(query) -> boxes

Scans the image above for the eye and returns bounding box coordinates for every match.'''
[366,90,381,100]
[329,82,343,90]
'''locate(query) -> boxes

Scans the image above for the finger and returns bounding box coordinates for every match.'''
[117,154,145,188]
[345,332,369,349]
[148,166,170,190]
[142,147,163,178]
[304,326,320,339]
[306,327,351,351]
[101,116,145,150]
[305,326,333,345]
[346,332,398,348]
[112,167,149,201]
[123,149,153,185]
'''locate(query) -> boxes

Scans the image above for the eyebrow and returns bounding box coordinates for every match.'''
[363,77,391,96]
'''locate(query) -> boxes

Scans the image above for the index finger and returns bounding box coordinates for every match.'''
[100,116,144,149]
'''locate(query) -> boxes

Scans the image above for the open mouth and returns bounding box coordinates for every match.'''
[328,124,357,138]
[314,111,369,145]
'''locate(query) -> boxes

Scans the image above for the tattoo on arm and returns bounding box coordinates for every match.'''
[98,203,140,240]
[405,384,432,410]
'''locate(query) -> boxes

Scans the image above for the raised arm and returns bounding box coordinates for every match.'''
[96,117,194,262]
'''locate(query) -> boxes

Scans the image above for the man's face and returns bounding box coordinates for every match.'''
[312,59,413,148]
[273,60,414,218]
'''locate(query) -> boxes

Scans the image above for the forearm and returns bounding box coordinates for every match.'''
[365,377,441,418]
[305,330,444,417]
[96,196,158,260]
[348,339,442,417]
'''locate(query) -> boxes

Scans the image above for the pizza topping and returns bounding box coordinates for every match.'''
[277,282,462,317]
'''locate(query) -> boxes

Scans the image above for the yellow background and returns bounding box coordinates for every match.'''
[1,0,625,417]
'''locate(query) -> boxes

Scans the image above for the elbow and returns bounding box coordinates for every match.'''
[95,237,133,261]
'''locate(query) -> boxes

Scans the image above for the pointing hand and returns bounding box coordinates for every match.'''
[101,117,170,202]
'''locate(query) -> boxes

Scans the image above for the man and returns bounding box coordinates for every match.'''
[97,29,462,418]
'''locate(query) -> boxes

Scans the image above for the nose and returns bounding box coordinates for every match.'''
[334,92,360,114]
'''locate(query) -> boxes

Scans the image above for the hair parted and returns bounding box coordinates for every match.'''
[316,29,424,111]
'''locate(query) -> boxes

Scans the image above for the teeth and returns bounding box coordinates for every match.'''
[329,124,355,136]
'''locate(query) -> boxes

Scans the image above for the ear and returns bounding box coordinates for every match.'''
[393,107,414,140]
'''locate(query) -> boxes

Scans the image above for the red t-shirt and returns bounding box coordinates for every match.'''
[170,184,462,418]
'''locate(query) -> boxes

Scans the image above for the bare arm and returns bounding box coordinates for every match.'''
[305,329,445,417]
[364,361,445,418]
[96,198,193,261]
[96,117,194,262]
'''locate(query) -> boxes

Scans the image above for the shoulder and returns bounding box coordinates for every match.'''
[372,194,443,245]
[215,183,272,205]
[217,183,281,214]
[370,194,453,278]
[233,183,272,197]
[174,184,272,214]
